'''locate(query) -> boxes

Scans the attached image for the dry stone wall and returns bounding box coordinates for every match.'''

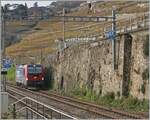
[130,31,149,99]
[52,31,148,100]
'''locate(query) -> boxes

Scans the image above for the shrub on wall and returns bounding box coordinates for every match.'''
[142,68,149,81]
[141,84,146,94]
[141,68,148,94]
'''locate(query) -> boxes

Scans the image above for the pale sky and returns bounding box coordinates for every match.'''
[1,1,54,8]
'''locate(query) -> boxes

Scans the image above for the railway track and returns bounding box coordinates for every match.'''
[8,94,49,119]
[7,84,105,119]
[7,83,147,119]
[7,86,78,119]
[40,91,148,119]
[8,92,76,119]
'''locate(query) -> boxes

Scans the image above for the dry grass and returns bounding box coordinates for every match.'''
[6,1,148,58]
[6,21,28,27]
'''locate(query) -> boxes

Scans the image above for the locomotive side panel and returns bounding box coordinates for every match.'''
[16,65,25,86]
[23,65,28,86]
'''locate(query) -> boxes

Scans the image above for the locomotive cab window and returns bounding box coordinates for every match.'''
[27,65,42,74]
[28,66,35,74]
[35,66,42,74]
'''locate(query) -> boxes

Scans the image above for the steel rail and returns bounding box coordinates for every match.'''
[7,83,147,119]
[8,93,48,119]
[7,84,117,119]
[40,91,146,119]
[8,88,78,119]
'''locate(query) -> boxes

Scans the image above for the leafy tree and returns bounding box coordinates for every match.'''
[1,6,4,13]
[34,2,38,7]
[14,4,28,19]
[4,4,10,12]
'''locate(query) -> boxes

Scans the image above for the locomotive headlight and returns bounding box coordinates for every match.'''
[42,77,44,80]
[26,78,28,80]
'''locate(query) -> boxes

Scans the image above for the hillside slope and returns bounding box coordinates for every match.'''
[6,1,148,62]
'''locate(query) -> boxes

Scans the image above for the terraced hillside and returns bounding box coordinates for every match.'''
[6,1,148,63]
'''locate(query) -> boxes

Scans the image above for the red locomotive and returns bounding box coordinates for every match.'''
[16,64,45,88]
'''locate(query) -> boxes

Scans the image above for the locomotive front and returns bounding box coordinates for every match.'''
[25,64,45,88]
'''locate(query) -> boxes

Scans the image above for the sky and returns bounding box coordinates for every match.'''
[1,1,53,8]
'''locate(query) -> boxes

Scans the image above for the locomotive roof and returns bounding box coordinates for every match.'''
[16,65,24,68]
[28,64,42,66]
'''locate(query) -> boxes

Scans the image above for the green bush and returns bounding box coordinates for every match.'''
[120,96,148,111]
[7,65,16,81]
[85,90,98,102]
[142,68,149,80]
[44,66,54,90]
[121,96,139,107]
[70,85,87,97]
[2,113,9,119]
[106,92,115,99]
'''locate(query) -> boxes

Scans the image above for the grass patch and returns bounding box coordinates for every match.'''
[7,65,16,81]
[119,97,149,112]
[63,86,149,112]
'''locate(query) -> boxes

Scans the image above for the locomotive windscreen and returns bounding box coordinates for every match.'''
[28,65,42,74]
[28,67,34,74]
[35,66,42,73]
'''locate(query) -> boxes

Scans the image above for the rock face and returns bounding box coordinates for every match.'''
[52,31,148,100]
[130,32,149,99]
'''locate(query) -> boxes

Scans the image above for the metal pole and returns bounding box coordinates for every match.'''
[31,111,33,119]
[3,76,6,91]
[112,8,116,70]
[26,108,28,119]
[60,113,62,119]
[41,49,42,64]
[13,104,16,119]
[63,8,65,41]
[43,105,44,116]
[2,11,6,59]
[50,111,52,119]
[63,8,66,49]
[2,10,7,91]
